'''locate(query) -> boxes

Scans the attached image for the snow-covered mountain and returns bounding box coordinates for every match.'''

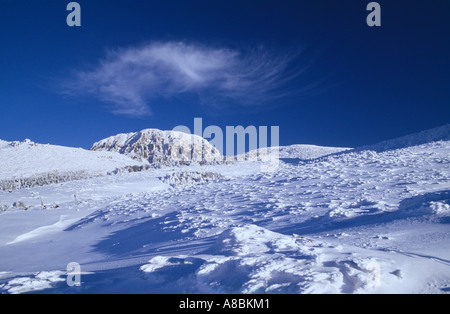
[1,125,449,294]
[0,139,144,191]
[91,129,223,165]
[358,124,450,152]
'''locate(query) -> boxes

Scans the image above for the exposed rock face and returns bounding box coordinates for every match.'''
[91,129,223,165]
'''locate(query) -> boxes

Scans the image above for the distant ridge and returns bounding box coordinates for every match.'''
[240,144,351,161]
[357,124,450,152]
[0,138,143,191]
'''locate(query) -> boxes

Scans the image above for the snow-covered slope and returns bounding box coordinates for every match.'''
[0,127,449,294]
[91,129,223,165]
[238,144,350,162]
[358,124,450,152]
[277,144,351,159]
[0,139,144,191]
[0,140,9,149]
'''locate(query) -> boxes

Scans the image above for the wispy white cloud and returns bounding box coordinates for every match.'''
[64,41,307,117]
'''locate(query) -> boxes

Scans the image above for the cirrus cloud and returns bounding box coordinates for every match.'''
[64,41,309,117]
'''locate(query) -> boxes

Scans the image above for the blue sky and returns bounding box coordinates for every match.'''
[0,0,449,149]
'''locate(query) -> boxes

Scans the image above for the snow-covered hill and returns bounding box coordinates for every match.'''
[358,124,450,152]
[91,129,223,165]
[237,144,350,162]
[0,139,144,191]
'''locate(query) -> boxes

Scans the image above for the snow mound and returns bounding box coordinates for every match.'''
[91,129,223,165]
[358,124,450,152]
[397,190,450,218]
[140,225,401,294]
[0,139,143,191]
[0,271,65,294]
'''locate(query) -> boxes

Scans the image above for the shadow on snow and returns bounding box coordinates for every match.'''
[276,190,450,236]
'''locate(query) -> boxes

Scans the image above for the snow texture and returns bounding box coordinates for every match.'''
[237,145,350,163]
[0,125,449,294]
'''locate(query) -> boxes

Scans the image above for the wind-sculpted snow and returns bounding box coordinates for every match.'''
[0,170,95,192]
[0,130,449,294]
[0,271,65,294]
[138,225,406,294]
[158,171,224,188]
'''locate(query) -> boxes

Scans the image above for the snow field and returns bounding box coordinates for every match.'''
[0,127,449,294]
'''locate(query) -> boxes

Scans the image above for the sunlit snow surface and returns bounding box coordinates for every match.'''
[1,136,450,294]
